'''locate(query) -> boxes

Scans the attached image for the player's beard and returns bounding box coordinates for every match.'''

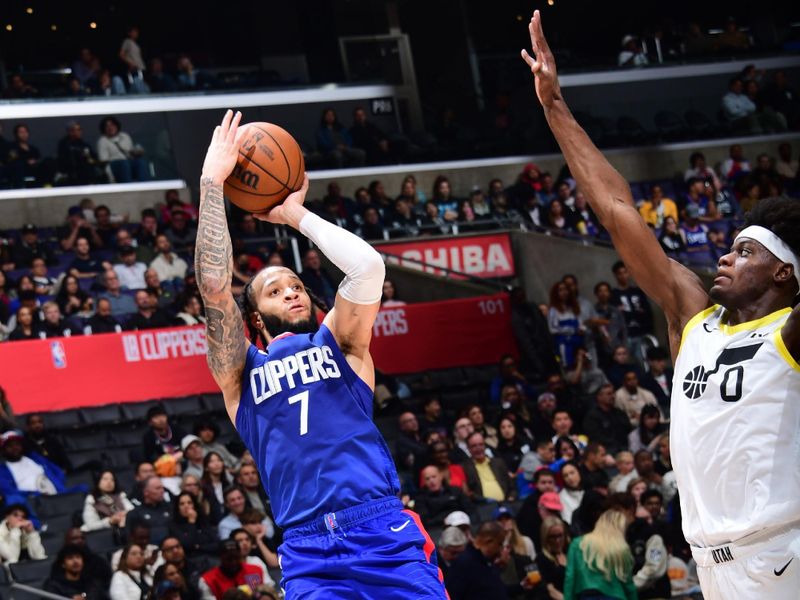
[260,311,319,339]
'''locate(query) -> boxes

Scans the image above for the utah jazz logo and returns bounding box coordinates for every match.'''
[683,342,763,401]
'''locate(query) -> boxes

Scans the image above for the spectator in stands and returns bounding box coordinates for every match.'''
[11,223,54,269]
[463,432,514,503]
[147,57,178,93]
[81,470,134,532]
[2,73,37,99]
[8,306,37,341]
[633,451,664,493]
[29,257,56,296]
[315,108,365,168]
[126,289,175,330]
[0,429,64,495]
[609,451,637,493]
[176,55,216,91]
[179,435,206,479]
[0,502,45,563]
[628,405,666,455]
[564,510,636,599]
[539,517,569,598]
[7,123,52,187]
[356,206,386,241]
[716,17,750,50]
[684,152,721,188]
[682,177,718,222]
[429,175,458,222]
[466,404,498,449]
[437,526,468,578]
[582,384,631,456]
[579,442,610,492]
[396,411,427,480]
[69,237,107,280]
[611,261,653,363]
[558,461,584,526]
[136,209,160,249]
[62,527,113,588]
[751,152,782,193]
[158,538,210,600]
[72,48,100,88]
[615,371,659,428]
[618,35,648,67]
[519,442,556,482]
[567,345,609,403]
[508,287,558,381]
[201,452,234,516]
[571,190,600,236]
[218,486,272,541]
[489,354,536,404]
[236,463,268,516]
[143,405,186,464]
[719,143,752,185]
[44,544,109,600]
[161,189,198,225]
[640,347,673,416]
[115,228,153,264]
[428,440,468,491]
[58,120,102,185]
[494,416,532,475]
[722,77,763,133]
[200,539,265,599]
[169,491,219,556]
[231,528,275,587]
[118,26,148,93]
[679,204,713,264]
[495,504,536,562]
[762,71,800,129]
[54,275,86,318]
[174,294,204,326]
[23,413,69,471]
[145,268,177,310]
[657,216,686,258]
[93,205,122,248]
[638,184,678,229]
[151,579,182,600]
[114,245,147,290]
[98,270,137,316]
[194,421,239,470]
[545,198,582,234]
[164,210,197,255]
[110,543,153,599]
[379,279,406,308]
[297,248,336,309]
[776,142,798,182]
[349,106,391,164]
[128,477,173,545]
[415,465,474,528]
[591,281,627,369]
[548,280,583,368]
[97,116,149,183]
[85,297,122,334]
[446,521,534,600]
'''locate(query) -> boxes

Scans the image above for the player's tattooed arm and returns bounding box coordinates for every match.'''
[196,110,248,412]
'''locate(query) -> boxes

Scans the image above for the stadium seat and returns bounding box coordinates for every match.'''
[654,110,688,141]
[39,514,77,538]
[36,409,83,431]
[79,404,122,426]
[120,400,161,422]
[41,534,63,558]
[68,449,104,471]
[105,424,148,447]
[103,447,136,468]
[476,503,498,524]
[617,116,650,145]
[200,393,225,413]
[441,389,484,412]
[61,429,109,452]
[684,110,717,137]
[85,528,119,554]
[65,470,94,489]
[163,395,207,416]
[9,558,56,584]
[34,492,85,519]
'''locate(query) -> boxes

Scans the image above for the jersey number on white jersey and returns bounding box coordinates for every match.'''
[681,342,763,402]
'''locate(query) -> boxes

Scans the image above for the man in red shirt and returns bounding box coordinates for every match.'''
[199,540,264,599]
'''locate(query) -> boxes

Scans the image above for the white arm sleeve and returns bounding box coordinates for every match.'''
[299,212,385,305]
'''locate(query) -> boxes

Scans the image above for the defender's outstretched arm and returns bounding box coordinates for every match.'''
[521,11,708,353]
[196,110,249,421]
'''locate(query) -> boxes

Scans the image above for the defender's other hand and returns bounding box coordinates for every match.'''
[520,10,561,109]
[252,174,310,227]
[201,110,245,185]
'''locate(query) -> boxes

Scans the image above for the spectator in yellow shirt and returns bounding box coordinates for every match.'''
[638,185,678,229]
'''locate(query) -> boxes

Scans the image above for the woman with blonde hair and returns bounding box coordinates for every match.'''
[496,505,536,561]
[563,510,636,599]
[539,517,570,600]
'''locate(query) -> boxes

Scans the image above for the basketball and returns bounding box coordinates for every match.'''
[224,122,305,213]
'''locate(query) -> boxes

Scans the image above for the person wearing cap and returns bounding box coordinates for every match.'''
[199,539,264,600]
[113,244,148,290]
[59,205,104,252]
[57,120,101,185]
[437,527,468,579]
[618,34,648,67]
[11,222,54,268]
[181,435,206,479]
[150,234,189,283]
[443,510,473,542]
[463,432,515,504]
[415,465,474,529]
[23,413,69,471]
[496,505,536,564]
[142,405,187,464]
[44,543,110,600]
[0,502,46,563]
[0,429,64,497]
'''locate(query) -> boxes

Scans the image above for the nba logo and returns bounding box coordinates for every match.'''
[50,341,67,369]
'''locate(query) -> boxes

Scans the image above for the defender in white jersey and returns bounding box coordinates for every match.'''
[520,10,800,599]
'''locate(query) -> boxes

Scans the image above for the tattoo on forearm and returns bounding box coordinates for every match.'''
[196,178,245,379]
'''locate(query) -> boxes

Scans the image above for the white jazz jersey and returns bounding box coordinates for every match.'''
[671,305,800,547]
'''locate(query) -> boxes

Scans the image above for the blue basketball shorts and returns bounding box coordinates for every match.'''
[278,496,450,599]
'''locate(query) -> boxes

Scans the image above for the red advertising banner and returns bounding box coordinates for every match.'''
[0,294,516,412]
[374,233,515,278]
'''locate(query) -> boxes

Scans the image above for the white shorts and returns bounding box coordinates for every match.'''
[692,521,800,600]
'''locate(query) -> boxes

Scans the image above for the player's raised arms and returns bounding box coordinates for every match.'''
[520,10,709,356]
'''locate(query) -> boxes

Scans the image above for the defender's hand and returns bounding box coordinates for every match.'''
[201,110,245,185]
[252,174,309,227]
[520,10,562,110]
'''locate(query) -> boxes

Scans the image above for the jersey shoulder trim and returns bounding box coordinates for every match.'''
[719,306,792,335]
[773,328,800,373]
[679,305,719,353]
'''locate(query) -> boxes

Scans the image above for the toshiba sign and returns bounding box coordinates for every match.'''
[374,233,515,278]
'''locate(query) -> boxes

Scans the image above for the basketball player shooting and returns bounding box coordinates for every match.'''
[195,110,449,599]
[521,10,800,599]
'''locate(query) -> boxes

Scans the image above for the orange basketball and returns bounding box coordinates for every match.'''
[224,122,305,213]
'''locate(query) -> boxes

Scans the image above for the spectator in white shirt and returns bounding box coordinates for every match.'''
[114,246,147,289]
[618,35,649,67]
[0,503,46,563]
[721,78,762,133]
[150,234,188,283]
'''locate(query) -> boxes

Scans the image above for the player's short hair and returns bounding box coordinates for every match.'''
[745,197,800,269]
[641,489,664,504]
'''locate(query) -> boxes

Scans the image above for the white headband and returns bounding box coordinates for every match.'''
[734,225,800,289]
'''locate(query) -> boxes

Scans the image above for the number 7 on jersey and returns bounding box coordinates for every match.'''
[288,390,309,435]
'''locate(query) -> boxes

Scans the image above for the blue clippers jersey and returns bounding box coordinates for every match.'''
[235,324,400,528]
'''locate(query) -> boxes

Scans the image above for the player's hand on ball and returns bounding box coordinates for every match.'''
[252,174,309,226]
[201,109,246,185]
[520,10,561,109]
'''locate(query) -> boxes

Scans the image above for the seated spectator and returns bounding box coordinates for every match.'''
[69,237,107,279]
[463,432,514,503]
[97,116,149,183]
[396,411,428,482]
[618,34,648,67]
[638,184,678,229]
[437,526,468,578]
[143,404,186,464]
[29,257,57,296]
[615,371,659,428]
[169,492,219,556]
[82,470,134,532]
[128,462,157,503]
[233,465,265,517]
[719,143,751,186]
[63,527,113,588]
[432,176,459,222]
[180,435,206,480]
[466,404,498,449]
[136,209,161,250]
[496,504,536,562]
[494,416,532,475]
[628,406,666,458]
[110,543,152,600]
[682,177,717,222]
[564,510,636,599]
[349,106,391,164]
[57,121,103,185]
[763,71,800,130]
[231,528,276,586]
[684,152,721,189]
[567,346,610,401]
[605,345,641,389]
[157,536,211,599]
[579,442,610,492]
[538,517,569,598]
[55,275,89,318]
[415,465,474,528]
[148,234,188,284]
[195,420,239,470]
[0,429,64,495]
[427,441,468,492]
[126,289,176,330]
[164,210,197,255]
[60,206,105,252]
[115,228,154,264]
[44,544,109,600]
[297,248,336,309]
[147,57,178,93]
[23,413,70,471]
[356,206,386,240]
[679,204,713,264]
[546,198,583,234]
[176,55,216,91]
[582,385,631,456]
[571,191,600,236]
[657,216,686,258]
[8,305,37,341]
[201,452,234,516]
[315,107,366,168]
[519,440,557,482]
[559,461,584,526]
[445,521,534,600]
[776,142,798,182]
[127,477,173,546]
[548,280,583,368]
[151,579,182,600]
[200,539,265,599]
[6,124,53,187]
[37,301,77,338]
[11,223,54,269]
[85,297,123,334]
[0,503,46,563]
[175,294,205,326]
[217,485,273,541]
[721,77,763,133]
[609,451,638,493]
[2,73,37,99]
[160,189,198,225]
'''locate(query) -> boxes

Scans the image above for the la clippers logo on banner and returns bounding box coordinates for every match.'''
[374,233,515,278]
